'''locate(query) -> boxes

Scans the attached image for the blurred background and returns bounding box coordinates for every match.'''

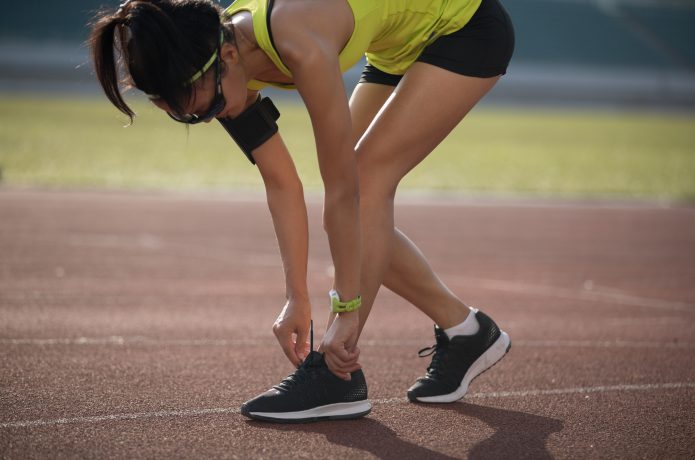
[1,0,694,199]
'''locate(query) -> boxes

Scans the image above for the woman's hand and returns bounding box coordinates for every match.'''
[321,311,361,380]
[273,298,312,368]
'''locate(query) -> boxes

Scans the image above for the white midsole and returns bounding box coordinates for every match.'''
[250,400,372,420]
[417,331,511,403]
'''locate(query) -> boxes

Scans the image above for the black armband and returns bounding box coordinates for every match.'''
[217,96,280,165]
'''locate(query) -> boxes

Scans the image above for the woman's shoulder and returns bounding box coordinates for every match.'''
[269,0,355,65]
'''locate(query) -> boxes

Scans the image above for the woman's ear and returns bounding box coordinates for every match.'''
[221,42,240,66]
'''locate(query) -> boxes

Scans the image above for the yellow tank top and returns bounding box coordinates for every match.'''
[223,0,483,91]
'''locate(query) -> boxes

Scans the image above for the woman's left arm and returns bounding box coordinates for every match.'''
[276,25,362,379]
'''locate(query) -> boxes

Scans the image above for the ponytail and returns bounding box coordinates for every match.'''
[90,12,134,120]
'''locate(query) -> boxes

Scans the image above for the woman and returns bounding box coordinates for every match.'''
[90,0,514,422]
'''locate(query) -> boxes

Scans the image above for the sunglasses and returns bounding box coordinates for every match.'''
[168,29,225,124]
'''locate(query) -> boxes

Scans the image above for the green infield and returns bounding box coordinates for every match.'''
[1,95,693,199]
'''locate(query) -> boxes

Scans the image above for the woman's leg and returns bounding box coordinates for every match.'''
[351,63,500,338]
[348,81,472,330]
[384,229,471,328]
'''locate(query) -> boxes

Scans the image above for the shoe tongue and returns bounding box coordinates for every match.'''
[301,350,325,368]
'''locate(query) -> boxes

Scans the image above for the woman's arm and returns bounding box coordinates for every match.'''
[272,12,362,378]
[271,1,361,304]
[253,129,312,367]
[294,53,363,378]
[296,60,361,303]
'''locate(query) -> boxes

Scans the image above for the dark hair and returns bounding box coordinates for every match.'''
[89,0,232,121]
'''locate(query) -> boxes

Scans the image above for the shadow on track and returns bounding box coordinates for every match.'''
[245,402,562,459]
[439,402,564,459]
[246,417,457,459]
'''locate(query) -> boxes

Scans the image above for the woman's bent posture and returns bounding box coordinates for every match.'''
[90,0,515,422]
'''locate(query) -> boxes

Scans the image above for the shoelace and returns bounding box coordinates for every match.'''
[418,344,437,357]
[419,344,446,377]
[417,331,450,378]
[275,364,314,391]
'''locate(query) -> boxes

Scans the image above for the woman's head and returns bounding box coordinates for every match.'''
[90,0,234,122]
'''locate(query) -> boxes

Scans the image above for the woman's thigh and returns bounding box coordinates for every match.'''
[355,63,500,194]
[348,82,394,147]
[353,0,514,191]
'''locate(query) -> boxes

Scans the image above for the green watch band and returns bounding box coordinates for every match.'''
[329,289,362,313]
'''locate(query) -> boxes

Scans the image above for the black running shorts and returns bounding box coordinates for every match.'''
[359,0,515,85]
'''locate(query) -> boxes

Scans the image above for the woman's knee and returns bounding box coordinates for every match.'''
[356,157,397,199]
[359,177,398,206]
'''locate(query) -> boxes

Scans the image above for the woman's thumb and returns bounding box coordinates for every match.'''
[295,326,309,361]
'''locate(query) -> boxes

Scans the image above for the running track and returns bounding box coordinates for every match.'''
[1,189,694,459]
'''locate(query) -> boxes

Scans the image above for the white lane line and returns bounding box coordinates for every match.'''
[466,382,695,399]
[2,336,694,349]
[2,382,693,429]
[453,277,695,311]
[373,382,695,405]
[0,407,239,429]
[512,340,695,349]
[0,336,271,346]
[365,339,695,349]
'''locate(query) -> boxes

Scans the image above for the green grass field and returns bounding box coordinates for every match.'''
[1,95,694,200]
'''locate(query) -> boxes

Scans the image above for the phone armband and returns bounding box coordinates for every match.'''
[217,96,280,165]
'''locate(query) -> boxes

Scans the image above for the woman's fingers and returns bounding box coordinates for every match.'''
[273,325,301,367]
[294,323,310,362]
[320,312,361,379]
[324,353,360,379]
[323,345,361,379]
[272,299,312,367]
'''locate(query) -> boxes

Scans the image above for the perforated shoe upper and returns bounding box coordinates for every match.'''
[241,351,368,414]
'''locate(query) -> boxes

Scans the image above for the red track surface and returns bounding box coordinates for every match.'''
[1,190,694,458]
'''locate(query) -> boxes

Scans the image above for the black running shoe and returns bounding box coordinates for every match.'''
[407,309,511,403]
[241,351,371,423]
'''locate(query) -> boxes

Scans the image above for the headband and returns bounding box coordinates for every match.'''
[187,42,219,84]
[146,29,224,100]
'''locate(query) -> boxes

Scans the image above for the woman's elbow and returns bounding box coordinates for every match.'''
[266,177,305,203]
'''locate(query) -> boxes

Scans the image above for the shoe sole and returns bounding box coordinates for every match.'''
[411,331,511,404]
[242,400,372,423]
